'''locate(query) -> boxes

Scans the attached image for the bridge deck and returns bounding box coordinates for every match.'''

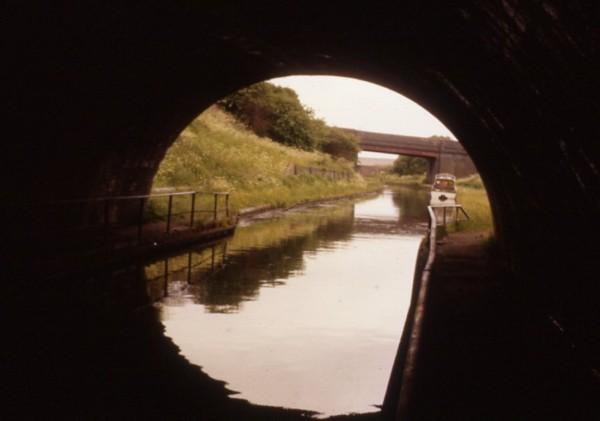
[342,128,467,157]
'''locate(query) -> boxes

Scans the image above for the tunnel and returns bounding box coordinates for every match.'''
[6,1,600,417]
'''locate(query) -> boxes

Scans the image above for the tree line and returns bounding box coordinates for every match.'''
[218,82,360,162]
[392,136,453,176]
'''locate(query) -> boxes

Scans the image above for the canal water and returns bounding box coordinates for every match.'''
[146,187,429,417]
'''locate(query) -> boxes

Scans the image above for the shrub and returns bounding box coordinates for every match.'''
[218,82,320,151]
[320,127,360,163]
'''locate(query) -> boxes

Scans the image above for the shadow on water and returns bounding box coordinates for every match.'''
[391,186,430,221]
[8,188,427,420]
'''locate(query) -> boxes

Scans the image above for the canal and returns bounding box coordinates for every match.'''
[12,187,430,419]
[145,187,430,417]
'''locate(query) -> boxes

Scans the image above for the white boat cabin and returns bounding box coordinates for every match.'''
[430,173,457,206]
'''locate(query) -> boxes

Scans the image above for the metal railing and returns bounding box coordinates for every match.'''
[428,204,470,226]
[44,190,232,250]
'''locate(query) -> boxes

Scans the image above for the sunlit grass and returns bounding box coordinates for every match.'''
[449,175,493,234]
[151,106,381,218]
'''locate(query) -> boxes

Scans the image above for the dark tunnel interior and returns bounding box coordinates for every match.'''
[5,1,600,418]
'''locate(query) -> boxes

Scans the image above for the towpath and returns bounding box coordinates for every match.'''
[403,232,599,420]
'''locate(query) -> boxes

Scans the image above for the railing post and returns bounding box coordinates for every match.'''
[213,193,218,224]
[137,198,145,244]
[225,193,230,218]
[166,194,173,233]
[190,192,196,227]
[443,206,447,226]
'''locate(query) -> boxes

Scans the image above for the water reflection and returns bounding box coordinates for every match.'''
[391,186,430,221]
[151,188,428,417]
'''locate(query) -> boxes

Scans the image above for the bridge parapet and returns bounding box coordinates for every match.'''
[341,128,477,180]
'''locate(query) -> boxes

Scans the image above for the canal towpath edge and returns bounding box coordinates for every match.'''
[387,231,600,420]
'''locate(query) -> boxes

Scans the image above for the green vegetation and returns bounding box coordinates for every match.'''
[319,126,361,162]
[392,155,429,176]
[219,82,360,161]
[151,106,380,221]
[455,173,484,189]
[380,172,428,187]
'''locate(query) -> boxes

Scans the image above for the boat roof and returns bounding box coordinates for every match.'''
[434,173,456,180]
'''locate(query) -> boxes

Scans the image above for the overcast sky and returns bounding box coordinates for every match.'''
[269,75,456,159]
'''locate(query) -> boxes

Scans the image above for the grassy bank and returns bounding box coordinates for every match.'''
[379,173,427,187]
[450,175,493,234]
[151,106,380,222]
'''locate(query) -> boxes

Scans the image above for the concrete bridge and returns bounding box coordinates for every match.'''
[343,128,477,181]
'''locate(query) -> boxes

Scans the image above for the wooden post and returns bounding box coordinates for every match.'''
[225,193,229,217]
[443,206,447,226]
[166,194,173,233]
[137,198,145,244]
[459,206,470,220]
[213,193,218,223]
[190,192,196,227]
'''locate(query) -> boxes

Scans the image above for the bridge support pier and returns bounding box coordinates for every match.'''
[426,158,439,184]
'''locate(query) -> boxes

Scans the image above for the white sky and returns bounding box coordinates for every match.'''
[269,75,456,160]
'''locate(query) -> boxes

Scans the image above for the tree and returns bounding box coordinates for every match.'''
[218,82,320,150]
[392,155,429,175]
[320,127,360,163]
[218,82,362,162]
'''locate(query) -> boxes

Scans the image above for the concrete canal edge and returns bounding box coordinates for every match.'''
[382,207,437,419]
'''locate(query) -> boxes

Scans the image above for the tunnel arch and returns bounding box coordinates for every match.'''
[9,2,600,371]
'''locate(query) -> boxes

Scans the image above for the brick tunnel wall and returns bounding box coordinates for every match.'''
[6,2,600,368]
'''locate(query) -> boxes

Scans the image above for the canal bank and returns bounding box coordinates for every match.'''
[388,231,600,420]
